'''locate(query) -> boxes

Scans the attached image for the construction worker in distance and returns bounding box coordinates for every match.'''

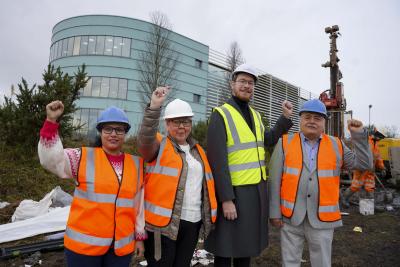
[268,99,373,267]
[342,129,386,207]
[137,87,217,266]
[204,63,294,267]
[38,101,145,267]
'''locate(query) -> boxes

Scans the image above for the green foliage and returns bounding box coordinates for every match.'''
[259,111,270,130]
[0,64,88,154]
[0,145,75,204]
[191,120,208,149]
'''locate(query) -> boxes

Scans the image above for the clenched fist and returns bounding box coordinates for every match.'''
[347,119,364,133]
[150,86,171,109]
[282,100,293,119]
[46,100,64,123]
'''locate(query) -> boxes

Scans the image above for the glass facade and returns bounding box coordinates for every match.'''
[50,35,131,61]
[73,108,102,135]
[80,77,128,100]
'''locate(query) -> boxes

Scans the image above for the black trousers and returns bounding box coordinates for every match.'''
[144,220,201,267]
[214,256,251,267]
[65,247,132,267]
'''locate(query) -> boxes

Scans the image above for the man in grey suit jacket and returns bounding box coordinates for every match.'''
[268,99,372,267]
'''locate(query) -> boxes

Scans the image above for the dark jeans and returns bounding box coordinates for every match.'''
[144,220,201,267]
[64,247,132,267]
[214,256,251,267]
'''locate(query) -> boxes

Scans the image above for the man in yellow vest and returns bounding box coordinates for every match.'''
[204,63,294,266]
[268,99,373,267]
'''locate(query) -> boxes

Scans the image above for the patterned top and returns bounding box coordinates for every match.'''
[38,120,146,240]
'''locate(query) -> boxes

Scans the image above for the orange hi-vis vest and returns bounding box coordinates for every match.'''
[281,133,343,222]
[64,147,143,256]
[144,135,217,227]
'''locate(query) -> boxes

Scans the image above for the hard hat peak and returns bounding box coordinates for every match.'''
[163,99,194,120]
[232,63,258,82]
[299,99,327,118]
[96,106,131,132]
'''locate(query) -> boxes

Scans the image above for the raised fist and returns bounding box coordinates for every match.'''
[150,86,171,109]
[46,100,64,122]
[347,119,364,133]
[282,100,293,119]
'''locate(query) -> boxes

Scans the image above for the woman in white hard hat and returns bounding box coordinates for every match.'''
[38,101,145,267]
[137,87,218,266]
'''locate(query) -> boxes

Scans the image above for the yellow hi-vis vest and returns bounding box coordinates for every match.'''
[214,103,266,185]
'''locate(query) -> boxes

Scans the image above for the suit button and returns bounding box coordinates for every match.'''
[309,178,312,181]
[308,194,311,197]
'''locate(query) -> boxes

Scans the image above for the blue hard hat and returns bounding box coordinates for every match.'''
[299,99,327,118]
[96,106,131,132]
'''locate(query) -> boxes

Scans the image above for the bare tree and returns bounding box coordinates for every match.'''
[381,125,399,138]
[220,41,245,103]
[137,11,179,107]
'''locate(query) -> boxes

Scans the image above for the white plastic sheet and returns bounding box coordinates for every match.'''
[11,186,72,222]
[0,206,70,243]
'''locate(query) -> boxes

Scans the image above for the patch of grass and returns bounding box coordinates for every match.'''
[0,147,74,204]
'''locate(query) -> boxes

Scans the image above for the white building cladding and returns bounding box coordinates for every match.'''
[49,15,316,136]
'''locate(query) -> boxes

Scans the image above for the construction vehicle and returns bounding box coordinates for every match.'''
[376,138,400,186]
[319,25,346,138]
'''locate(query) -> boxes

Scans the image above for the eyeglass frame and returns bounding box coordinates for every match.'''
[234,79,256,87]
[101,126,127,135]
[167,118,193,127]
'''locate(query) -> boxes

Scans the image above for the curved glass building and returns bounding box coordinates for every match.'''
[50,15,316,136]
[50,15,208,136]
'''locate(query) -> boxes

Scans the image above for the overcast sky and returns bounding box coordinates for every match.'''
[1,0,399,130]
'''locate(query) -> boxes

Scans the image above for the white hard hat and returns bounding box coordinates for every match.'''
[232,63,258,82]
[163,99,194,119]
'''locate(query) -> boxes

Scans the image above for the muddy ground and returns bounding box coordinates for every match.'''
[1,204,399,267]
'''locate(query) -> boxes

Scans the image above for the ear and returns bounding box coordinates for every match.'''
[230,80,235,94]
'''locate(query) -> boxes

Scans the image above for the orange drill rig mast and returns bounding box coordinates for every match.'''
[319,25,347,138]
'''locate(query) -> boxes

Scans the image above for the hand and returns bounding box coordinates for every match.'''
[46,100,64,123]
[135,240,145,257]
[150,86,171,109]
[282,100,293,119]
[222,200,237,220]
[269,218,283,228]
[347,119,364,133]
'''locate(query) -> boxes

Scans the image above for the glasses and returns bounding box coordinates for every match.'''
[169,119,192,127]
[102,126,126,135]
[235,79,255,87]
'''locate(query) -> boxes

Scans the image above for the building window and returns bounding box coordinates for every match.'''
[195,59,202,69]
[73,108,102,136]
[193,94,201,103]
[80,76,128,100]
[50,35,132,61]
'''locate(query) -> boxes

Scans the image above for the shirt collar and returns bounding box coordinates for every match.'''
[300,132,322,144]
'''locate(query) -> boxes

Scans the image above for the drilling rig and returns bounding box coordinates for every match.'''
[319,25,347,138]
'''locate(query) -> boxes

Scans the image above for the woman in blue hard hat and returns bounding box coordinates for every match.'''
[38,100,145,267]
[137,87,218,266]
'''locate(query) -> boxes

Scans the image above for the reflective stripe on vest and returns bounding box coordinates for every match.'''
[65,147,142,256]
[281,133,343,222]
[214,104,266,185]
[144,135,218,226]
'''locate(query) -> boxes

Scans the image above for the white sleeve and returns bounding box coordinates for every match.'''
[38,135,78,179]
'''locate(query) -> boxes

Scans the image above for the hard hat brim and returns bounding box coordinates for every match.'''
[163,112,194,120]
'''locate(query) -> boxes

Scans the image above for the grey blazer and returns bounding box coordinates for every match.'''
[268,130,373,229]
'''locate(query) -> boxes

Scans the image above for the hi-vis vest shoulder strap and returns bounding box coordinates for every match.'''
[281,133,343,222]
[214,103,266,185]
[144,135,217,227]
[65,147,143,256]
